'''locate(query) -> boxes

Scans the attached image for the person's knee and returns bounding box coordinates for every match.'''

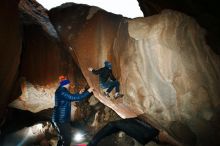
[113,81,119,86]
[107,121,117,128]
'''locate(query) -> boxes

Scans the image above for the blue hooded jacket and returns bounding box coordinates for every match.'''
[52,86,90,123]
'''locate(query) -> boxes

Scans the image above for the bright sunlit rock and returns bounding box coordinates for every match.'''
[36,0,143,18]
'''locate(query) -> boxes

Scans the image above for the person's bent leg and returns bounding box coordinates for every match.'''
[88,118,155,146]
[57,123,71,146]
[114,118,159,145]
[106,81,119,93]
[52,122,64,146]
[114,81,120,93]
[99,81,111,97]
[88,121,121,146]
[112,81,123,98]
[106,82,115,93]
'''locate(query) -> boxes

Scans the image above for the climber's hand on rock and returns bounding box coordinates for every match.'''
[88,67,93,72]
[88,87,94,93]
[79,88,85,94]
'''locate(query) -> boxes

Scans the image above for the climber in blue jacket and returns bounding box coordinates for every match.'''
[52,76,93,146]
[88,61,123,98]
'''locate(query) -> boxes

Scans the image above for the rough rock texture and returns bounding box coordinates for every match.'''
[19,0,59,40]
[126,10,220,146]
[9,81,56,113]
[9,23,87,112]
[0,0,22,120]
[49,3,220,145]
[137,0,220,55]
[48,3,91,55]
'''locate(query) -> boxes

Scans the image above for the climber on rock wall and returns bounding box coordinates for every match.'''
[87,117,184,146]
[52,75,94,146]
[88,61,123,99]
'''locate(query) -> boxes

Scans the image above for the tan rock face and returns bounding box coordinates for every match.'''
[0,0,22,118]
[49,5,220,145]
[9,80,56,113]
[137,0,220,55]
[127,10,220,122]
[126,11,220,145]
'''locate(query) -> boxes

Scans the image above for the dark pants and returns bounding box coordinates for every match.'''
[100,80,120,93]
[88,118,159,146]
[53,122,72,146]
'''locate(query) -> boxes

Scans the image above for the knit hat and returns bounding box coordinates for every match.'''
[104,61,112,69]
[59,75,70,86]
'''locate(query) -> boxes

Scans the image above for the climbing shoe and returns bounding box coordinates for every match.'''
[114,92,123,99]
[104,91,110,97]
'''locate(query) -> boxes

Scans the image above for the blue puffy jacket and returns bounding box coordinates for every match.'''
[52,86,90,123]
